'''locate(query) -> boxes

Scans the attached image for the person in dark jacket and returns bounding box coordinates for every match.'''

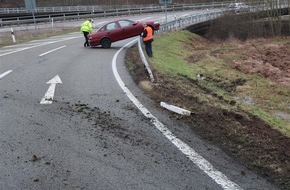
[141,23,154,57]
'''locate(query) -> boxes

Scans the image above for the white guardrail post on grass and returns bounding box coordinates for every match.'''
[138,37,155,83]
[10,28,16,43]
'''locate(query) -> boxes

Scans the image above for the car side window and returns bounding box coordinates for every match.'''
[119,20,133,28]
[106,23,118,31]
[100,26,107,31]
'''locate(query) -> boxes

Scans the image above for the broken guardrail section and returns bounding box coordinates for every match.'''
[160,101,191,116]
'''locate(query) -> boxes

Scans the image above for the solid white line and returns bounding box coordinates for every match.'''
[112,40,243,190]
[0,70,13,79]
[39,46,66,57]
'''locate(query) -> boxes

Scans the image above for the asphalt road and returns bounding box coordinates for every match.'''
[0,12,279,190]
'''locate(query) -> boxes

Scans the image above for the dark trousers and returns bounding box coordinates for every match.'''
[83,31,89,47]
[144,41,153,57]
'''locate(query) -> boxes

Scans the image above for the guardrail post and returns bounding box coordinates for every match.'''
[11,28,16,43]
[138,37,155,83]
[0,19,2,27]
[175,16,178,30]
[51,18,54,28]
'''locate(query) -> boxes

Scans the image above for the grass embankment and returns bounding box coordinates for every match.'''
[152,31,290,137]
[126,30,290,189]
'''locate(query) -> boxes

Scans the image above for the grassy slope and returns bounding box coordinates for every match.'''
[126,30,290,189]
[153,31,290,137]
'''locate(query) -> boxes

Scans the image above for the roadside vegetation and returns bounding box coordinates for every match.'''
[125,30,290,189]
[155,31,290,137]
[0,27,78,47]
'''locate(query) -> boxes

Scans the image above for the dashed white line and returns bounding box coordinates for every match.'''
[0,36,79,57]
[0,70,13,79]
[39,46,66,57]
[112,40,243,190]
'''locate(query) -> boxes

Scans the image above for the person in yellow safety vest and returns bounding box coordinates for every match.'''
[80,18,93,47]
[141,23,154,57]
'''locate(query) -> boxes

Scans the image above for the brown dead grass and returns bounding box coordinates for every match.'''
[125,35,290,190]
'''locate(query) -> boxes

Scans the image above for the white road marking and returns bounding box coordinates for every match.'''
[3,42,44,48]
[0,42,53,57]
[0,36,79,57]
[40,75,62,104]
[39,46,66,57]
[112,40,243,190]
[0,70,13,79]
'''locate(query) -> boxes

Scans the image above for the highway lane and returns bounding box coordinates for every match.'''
[0,14,279,190]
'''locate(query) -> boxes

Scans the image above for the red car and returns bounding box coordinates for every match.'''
[88,19,160,48]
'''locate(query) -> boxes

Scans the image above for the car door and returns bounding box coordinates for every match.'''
[104,21,122,42]
[119,20,142,39]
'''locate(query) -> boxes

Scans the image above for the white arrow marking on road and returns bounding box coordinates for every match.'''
[40,75,62,104]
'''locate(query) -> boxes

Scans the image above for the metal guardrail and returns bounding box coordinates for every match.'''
[0,3,229,27]
[138,9,223,83]
[0,3,229,14]
[1,0,288,15]
[159,10,223,32]
[0,1,289,29]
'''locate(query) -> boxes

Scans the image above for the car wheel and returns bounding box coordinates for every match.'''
[101,38,111,48]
